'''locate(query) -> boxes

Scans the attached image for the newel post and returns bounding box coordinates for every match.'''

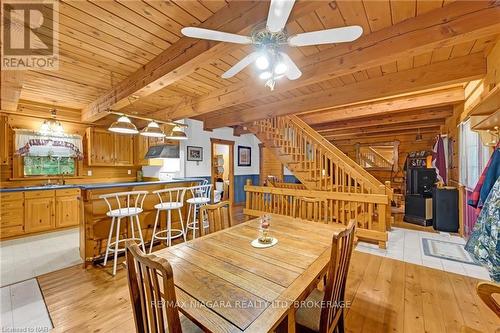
[245,179,252,210]
[384,181,393,231]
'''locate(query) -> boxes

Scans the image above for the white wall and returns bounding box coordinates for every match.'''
[180,119,260,177]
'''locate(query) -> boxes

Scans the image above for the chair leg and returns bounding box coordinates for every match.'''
[192,204,198,240]
[167,210,172,247]
[186,204,192,238]
[178,208,186,242]
[112,217,121,276]
[149,209,160,253]
[103,216,115,267]
[135,215,145,252]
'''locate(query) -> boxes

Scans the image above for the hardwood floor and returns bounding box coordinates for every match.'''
[36,206,498,333]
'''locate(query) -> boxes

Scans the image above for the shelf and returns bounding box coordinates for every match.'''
[471,109,500,130]
[470,85,500,116]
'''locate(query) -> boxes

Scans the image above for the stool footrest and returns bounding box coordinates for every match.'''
[107,238,143,252]
[153,229,184,240]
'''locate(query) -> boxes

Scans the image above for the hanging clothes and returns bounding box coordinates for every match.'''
[465,176,500,282]
[468,147,500,209]
[432,135,447,185]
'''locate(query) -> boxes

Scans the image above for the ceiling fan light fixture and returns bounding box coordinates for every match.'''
[109,115,139,134]
[256,55,269,70]
[259,71,272,80]
[140,121,165,138]
[274,62,287,75]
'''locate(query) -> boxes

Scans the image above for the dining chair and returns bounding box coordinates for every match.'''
[294,196,326,222]
[199,201,233,236]
[125,241,203,333]
[295,220,356,333]
[461,281,499,333]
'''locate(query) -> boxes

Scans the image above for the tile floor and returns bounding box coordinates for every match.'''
[0,228,81,288]
[1,279,52,331]
[355,227,491,281]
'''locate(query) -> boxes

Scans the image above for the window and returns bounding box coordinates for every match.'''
[24,156,75,176]
[459,119,490,189]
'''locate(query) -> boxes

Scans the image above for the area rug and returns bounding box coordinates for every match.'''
[422,238,481,266]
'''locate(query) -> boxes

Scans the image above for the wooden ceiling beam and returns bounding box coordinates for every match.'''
[329,127,441,142]
[81,1,326,123]
[322,120,445,139]
[314,106,454,133]
[302,87,463,126]
[201,53,486,129]
[168,1,500,120]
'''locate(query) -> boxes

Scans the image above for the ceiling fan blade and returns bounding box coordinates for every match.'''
[222,52,259,79]
[266,0,295,33]
[181,27,252,44]
[279,52,301,80]
[288,25,363,46]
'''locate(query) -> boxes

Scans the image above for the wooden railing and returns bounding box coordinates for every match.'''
[251,115,389,195]
[267,180,307,190]
[359,147,393,169]
[244,179,389,248]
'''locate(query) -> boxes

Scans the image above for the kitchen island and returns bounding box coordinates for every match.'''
[79,178,204,266]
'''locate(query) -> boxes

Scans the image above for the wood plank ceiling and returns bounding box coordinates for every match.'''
[4,0,500,134]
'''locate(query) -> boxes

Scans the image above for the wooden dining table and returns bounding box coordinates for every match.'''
[153,214,347,333]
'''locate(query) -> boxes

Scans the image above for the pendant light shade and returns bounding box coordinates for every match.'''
[165,126,187,140]
[140,121,165,138]
[109,116,138,134]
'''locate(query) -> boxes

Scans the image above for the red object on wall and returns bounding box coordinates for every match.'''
[464,189,480,239]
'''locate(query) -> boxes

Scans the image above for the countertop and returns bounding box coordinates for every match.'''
[0,178,206,193]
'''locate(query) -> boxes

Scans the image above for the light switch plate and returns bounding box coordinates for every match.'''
[127,169,131,175]
[87,170,92,176]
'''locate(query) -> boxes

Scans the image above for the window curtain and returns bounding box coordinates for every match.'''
[14,130,83,159]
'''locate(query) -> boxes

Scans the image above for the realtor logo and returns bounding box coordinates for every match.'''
[1,0,59,70]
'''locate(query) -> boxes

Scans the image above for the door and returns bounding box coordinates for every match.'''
[25,197,55,233]
[210,139,234,204]
[113,134,134,166]
[87,128,114,166]
[56,195,80,228]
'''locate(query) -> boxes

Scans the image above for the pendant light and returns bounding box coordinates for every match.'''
[165,126,187,140]
[140,121,165,138]
[108,115,138,134]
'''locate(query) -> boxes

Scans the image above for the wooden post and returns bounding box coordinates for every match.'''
[245,179,252,211]
[385,181,393,231]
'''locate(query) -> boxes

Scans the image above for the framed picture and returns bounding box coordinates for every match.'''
[187,146,203,161]
[238,146,251,166]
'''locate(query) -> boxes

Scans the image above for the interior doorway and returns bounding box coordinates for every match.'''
[210,139,234,204]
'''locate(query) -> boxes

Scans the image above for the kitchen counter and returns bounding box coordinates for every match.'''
[0,178,206,193]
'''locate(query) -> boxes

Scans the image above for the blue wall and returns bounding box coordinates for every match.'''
[234,174,259,203]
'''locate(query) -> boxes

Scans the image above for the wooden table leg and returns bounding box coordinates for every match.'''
[275,308,296,333]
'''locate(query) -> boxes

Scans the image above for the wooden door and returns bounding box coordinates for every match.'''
[113,134,134,166]
[87,128,114,166]
[25,195,55,233]
[56,195,79,228]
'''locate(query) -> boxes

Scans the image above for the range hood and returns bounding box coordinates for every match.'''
[144,144,180,159]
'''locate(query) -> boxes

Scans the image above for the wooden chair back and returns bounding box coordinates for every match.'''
[125,241,182,333]
[477,281,500,317]
[320,220,356,333]
[199,201,233,236]
[294,197,326,222]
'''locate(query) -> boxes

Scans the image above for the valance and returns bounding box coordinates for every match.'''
[14,130,84,159]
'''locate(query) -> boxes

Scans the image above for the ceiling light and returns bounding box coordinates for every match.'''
[165,126,187,140]
[255,55,269,70]
[274,62,287,75]
[39,119,64,135]
[140,121,165,138]
[259,71,272,80]
[109,116,139,134]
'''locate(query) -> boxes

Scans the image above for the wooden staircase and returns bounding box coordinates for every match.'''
[249,115,390,195]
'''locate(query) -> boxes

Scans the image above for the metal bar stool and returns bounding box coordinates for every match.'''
[100,190,148,276]
[149,187,187,253]
[186,184,212,239]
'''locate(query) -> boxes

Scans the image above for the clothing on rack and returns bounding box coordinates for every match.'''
[432,135,447,185]
[468,147,500,210]
[465,176,500,282]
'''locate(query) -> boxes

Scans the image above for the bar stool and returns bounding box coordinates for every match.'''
[100,190,148,276]
[186,184,212,239]
[149,187,187,253]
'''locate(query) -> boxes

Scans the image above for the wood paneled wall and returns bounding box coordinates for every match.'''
[259,144,283,185]
[0,113,138,188]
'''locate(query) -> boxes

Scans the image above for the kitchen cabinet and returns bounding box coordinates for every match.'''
[135,135,150,166]
[86,128,134,166]
[0,115,10,165]
[0,192,24,237]
[25,190,55,233]
[55,189,80,228]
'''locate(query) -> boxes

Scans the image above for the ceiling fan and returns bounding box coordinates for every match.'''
[181,0,363,90]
